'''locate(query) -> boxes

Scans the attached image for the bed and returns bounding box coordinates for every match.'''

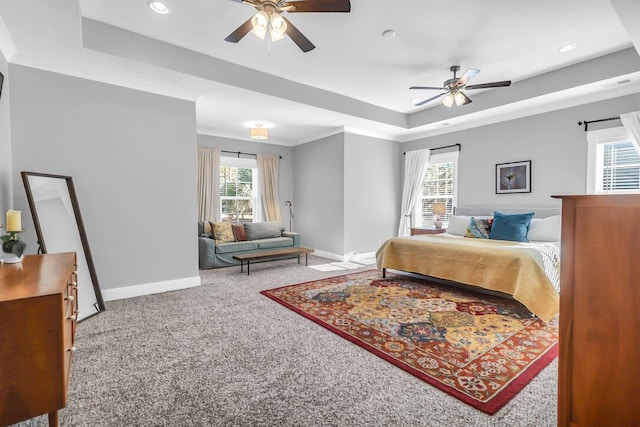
[376,208,561,322]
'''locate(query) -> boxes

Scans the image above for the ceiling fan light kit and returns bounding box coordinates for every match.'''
[411,65,511,108]
[268,12,287,41]
[225,0,351,52]
[442,92,455,108]
[250,11,269,39]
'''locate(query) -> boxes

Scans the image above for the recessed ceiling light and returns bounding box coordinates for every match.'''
[382,29,396,38]
[147,1,169,14]
[559,43,577,53]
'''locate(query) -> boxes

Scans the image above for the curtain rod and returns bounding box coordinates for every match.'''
[221,150,282,159]
[577,116,620,132]
[403,143,461,155]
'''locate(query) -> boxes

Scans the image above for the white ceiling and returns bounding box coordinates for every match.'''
[1,0,639,146]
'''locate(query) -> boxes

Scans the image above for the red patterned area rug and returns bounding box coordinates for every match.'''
[261,270,558,415]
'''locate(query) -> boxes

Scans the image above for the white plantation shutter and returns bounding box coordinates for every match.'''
[587,127,640,194]
[598,141,640,192]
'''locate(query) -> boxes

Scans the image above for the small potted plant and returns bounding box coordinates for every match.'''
[2,209,26,264]
[1,231,26,264]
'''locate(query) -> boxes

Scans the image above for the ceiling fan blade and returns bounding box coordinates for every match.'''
[465,80,512,90]
[409,86,444,90]
[284,0,351,13]
[224,18,253,43]
[282,17,316,52]
[456,69,480,87]
[415,93,445,107]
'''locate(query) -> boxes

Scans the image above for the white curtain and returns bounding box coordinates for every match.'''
[397,149,430,236]
[257,153,281,221]
[621,111,640,153]
[197,146,220,222]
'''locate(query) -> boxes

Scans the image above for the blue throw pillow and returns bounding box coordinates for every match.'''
[489,211,534,242]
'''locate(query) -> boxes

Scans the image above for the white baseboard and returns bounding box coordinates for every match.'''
[312,249,344,261]
[102,276,201,301]
[313,250,378,262]
[352,251,376,261]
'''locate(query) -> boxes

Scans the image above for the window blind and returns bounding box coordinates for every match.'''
[599,141,640,192]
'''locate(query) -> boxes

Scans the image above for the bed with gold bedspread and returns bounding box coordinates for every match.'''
[375,234,560,322]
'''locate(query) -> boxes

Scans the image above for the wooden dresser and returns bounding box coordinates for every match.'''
[554,195,640,426]
[0,253,78,427]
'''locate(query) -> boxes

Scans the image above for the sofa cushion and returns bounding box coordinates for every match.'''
[215,241,259,254]
[244,221,284,241]
[232,223,248,242]
[256,237,293,250]
[212,222,234,243]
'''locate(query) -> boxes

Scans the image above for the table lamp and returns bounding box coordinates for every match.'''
[433,202,446,229]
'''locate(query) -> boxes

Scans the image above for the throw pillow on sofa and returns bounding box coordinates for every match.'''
[212,222,234,243]
[244,221,284,241]
[203,221,213,238]
[232,223,248,242]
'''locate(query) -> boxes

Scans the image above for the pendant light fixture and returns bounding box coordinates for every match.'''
[250,125,268,140]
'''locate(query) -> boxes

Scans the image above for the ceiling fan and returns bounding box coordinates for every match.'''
[225,0,351,53]
[410,65,512,107]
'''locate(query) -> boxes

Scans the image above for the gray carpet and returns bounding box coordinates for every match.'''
[16,256,557,426]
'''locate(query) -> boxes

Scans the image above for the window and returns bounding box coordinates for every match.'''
[219,157,261,222]
[414,150,459,228]
[587,127,640,194]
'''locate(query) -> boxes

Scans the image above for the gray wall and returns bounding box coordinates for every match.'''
[344,133,400,255]
[9,65,198,290]
[403,93,640,210]
[196,134,294,221]
[0,50,11,218]
[293,133,345,254]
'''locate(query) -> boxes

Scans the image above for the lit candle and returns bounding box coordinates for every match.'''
[6,209,22,232]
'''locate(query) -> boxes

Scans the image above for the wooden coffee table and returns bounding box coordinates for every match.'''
[233,247,314,275]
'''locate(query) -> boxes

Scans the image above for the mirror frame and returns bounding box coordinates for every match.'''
[21,171,106,318]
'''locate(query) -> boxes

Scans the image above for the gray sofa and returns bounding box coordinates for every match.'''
[198,220,300,269]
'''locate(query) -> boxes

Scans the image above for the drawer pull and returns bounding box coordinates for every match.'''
[68,314,76,321]
[71,281,77,286]
[66,295,74,302]
[69,346,77,353]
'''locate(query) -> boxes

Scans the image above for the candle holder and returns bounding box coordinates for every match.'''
[1,229,26,264]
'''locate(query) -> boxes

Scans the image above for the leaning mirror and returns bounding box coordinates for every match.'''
[21,172,105,321]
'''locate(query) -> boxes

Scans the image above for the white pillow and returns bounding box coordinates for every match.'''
[526,215,561,242]
[447,215,472,236]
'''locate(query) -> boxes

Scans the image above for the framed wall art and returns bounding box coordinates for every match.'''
[496,160,531,194]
